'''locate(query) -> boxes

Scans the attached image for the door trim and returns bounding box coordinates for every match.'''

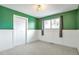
[13,14,28,47]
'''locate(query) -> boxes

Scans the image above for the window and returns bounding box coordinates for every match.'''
[44,20,51,29]
[44,17,60,29]
[51,18,60,29]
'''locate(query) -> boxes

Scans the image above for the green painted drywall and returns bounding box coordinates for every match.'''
[0,6,13,29]
[0,6,37,29]
[77,7,79,29]
[63,11,77,29]
[41,10,77,29]
[0,5,78,30]
[35,18,42,29]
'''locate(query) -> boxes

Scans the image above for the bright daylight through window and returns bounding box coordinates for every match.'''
[44,17,60,29]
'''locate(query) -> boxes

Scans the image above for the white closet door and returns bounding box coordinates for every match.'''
[13,15,27,47]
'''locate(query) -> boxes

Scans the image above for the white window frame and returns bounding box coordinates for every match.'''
[44,20,51,29]
[51,17,60,29]
[44,17,60,30]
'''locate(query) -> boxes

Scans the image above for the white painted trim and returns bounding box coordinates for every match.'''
[13,14,28,47]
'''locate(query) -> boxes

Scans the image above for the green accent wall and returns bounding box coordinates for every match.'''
[35,18,42,29]
[0,5,79,30]
[77,7,79,29]
[41,9,78,29]
[0,6,37,29]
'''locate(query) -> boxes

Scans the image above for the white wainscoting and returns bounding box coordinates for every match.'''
[0,29,38,51]
[38,29,63,44]
[38,29,79,48]
[0,30,13,51]
[27,30,39,43]
[77,48,79,53]
[63,30,79,48]
[0,29,79,51]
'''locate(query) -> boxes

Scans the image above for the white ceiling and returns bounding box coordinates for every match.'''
[1,4,78,18]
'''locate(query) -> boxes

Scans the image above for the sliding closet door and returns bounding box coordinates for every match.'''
[13,15,27,47]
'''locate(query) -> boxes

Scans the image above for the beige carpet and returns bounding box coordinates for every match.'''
[0,40,78,55]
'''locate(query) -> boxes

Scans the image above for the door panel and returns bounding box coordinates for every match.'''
[13,15,27,47]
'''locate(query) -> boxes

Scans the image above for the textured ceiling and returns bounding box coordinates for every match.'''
[1,4,78,18]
